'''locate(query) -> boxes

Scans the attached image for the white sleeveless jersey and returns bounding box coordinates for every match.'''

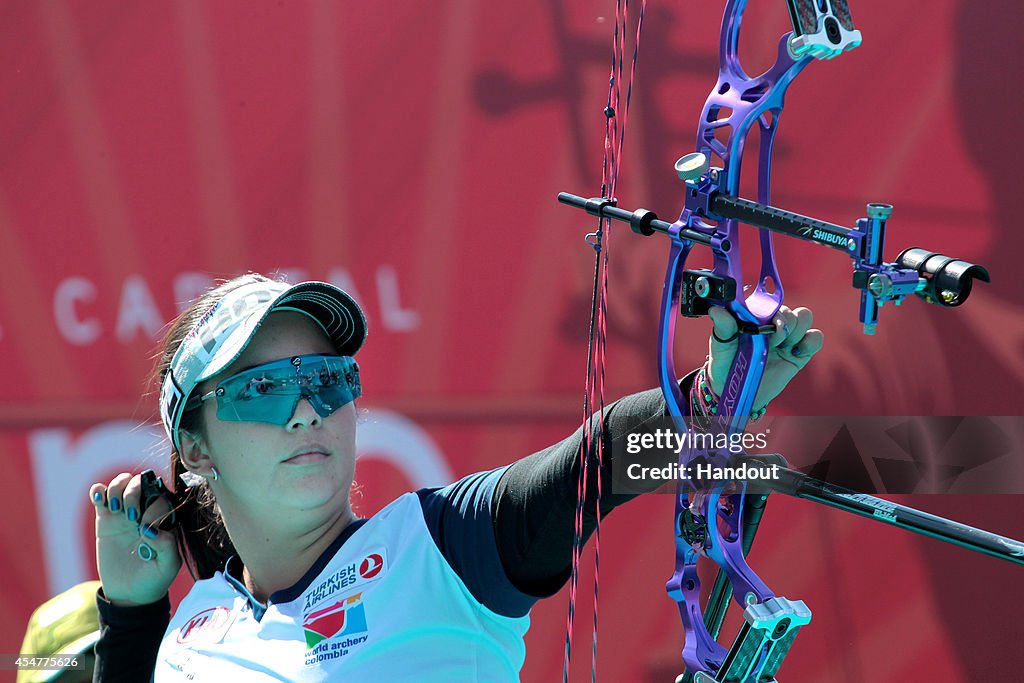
[154,493,530,681]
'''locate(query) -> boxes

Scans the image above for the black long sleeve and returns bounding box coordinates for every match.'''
[492,374,694,596]
[93,589,170,683]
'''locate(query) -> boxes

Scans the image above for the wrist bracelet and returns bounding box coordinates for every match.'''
[691,364,768,422]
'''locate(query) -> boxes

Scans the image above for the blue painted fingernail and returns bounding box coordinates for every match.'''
[92,491,103,503]
[142,524,158,539]
[127,507,138,522]
[109,497,121,512]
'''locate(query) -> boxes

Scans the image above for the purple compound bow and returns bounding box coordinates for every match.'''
[558,1,1016,681]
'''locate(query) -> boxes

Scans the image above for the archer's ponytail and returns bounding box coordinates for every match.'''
[150,274,277,579]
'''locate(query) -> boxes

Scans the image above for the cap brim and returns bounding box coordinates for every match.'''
[196,281,367,383]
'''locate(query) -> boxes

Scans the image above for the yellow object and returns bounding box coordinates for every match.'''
[17,581,101,683]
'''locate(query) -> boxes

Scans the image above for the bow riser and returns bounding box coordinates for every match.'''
[664,7,818,680]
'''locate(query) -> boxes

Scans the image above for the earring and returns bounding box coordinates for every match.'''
[211,466,220,481]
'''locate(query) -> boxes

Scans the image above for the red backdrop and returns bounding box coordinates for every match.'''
[1,1,1022,681]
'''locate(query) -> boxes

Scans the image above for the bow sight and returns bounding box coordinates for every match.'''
[559,150,990,336]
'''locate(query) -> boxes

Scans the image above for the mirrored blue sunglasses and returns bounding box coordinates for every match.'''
[185,354,361,425]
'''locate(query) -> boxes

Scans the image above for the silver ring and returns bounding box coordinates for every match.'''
[138,542,156,562]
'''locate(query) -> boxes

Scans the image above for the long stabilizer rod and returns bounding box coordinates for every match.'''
[738,457,1024,565]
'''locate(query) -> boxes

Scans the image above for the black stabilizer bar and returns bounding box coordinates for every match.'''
[557,192,714,246]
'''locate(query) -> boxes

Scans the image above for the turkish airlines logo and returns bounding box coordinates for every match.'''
[359,553,383,579]
[176,606,232,645]
[303,548,388,613]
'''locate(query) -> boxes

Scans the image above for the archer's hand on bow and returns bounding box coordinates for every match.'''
[706,305,824,411]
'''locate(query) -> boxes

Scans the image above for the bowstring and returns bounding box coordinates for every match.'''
[563,1,646,681]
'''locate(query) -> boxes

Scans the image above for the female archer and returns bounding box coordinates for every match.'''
[90,272,821,680]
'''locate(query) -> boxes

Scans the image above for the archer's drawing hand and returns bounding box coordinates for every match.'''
[706,305,824,411]
[90,472,182,606]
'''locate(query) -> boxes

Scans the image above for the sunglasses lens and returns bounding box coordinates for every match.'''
[212,355,360,425]
[216,394,299,424]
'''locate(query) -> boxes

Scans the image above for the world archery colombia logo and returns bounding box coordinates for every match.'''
[301,551,386,661]
[303,592,368,649]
